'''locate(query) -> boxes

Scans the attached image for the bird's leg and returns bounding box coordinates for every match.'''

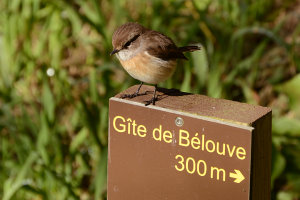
[145,84,158,106]
[121,82,146,99]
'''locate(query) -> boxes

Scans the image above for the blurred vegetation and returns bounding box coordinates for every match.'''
[0,0,299,199]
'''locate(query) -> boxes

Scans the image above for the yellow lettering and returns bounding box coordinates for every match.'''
[206,140,215,153]
[211,167,226,181]
[175,154,185,171]
[137,125,147,137]
[179,129,190,147]
[163,130,172,143]
[191,133,200,149]
[153,125,162,141]
[201,134,205,151]
[132,120,137,136]
[186,157,196,174]
[113,116,126,133]
[236,147,246,160]
[227,144,236,158]
[126,118,132,134]
[197,160,207,176]
[216,142,225,155]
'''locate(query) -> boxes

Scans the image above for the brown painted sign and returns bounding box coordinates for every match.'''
[108,85,271,200]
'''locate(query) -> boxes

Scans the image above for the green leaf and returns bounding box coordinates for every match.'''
[180,63,191,92]
[271,143,286,188]
[273,117,300,136]
[42,81,55,123]
[231,27,287,50]
[70,127,88,153]
[3,152,38,200]
[192,44,208,90]
[95,147,108,199]
[192,0,211,11]
[36,113,50,164]
[89,68,99,103]
[207,67,222,98]
[275,74,300,110]
[277,191,295,200]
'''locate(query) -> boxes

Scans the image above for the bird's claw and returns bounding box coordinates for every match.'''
[144,97,157,106]
[121,92,147,99]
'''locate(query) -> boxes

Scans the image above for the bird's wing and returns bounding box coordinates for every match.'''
[142,30,187,60]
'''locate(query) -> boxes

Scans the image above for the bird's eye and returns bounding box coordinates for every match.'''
[123,34,140,49]
[124,40,131,48]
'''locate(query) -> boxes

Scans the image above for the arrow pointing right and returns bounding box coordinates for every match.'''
[229,169,245,183]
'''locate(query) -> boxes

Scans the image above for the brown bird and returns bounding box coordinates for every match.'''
[111,22,200,105]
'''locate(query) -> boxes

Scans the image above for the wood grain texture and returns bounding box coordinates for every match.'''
[250,112,272,200]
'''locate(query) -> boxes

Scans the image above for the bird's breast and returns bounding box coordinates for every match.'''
[118,51,176,84]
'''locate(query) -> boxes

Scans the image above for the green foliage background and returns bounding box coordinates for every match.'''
[0,0,299,199]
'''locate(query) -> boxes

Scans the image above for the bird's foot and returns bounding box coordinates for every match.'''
[121,92,147,99]
[144,97,157,106]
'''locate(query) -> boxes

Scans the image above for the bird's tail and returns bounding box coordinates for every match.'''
[179,45,201,52]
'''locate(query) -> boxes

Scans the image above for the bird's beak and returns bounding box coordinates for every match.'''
[110,49,119,56]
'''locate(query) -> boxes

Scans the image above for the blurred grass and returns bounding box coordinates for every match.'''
[0,0,299,199]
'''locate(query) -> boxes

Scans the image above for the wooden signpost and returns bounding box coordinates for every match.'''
[108,85,272,200]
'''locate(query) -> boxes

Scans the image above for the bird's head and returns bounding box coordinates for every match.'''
[111,22,146,56]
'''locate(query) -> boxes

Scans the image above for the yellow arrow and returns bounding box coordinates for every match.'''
[229,169,245,183]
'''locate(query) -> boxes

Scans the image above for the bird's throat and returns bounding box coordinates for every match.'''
[116,50,136,61]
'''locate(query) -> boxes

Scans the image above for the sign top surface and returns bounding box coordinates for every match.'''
[114,85,271,126]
